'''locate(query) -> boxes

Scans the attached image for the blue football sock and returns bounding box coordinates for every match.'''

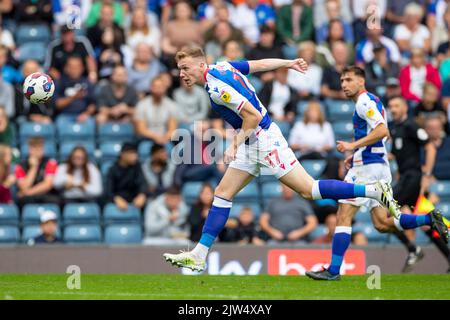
[328,226,352,275]
[312,180,367,200]
[398,214,431,230]
[199,196,232,248]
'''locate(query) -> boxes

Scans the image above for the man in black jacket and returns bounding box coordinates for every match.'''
[106,142,148,211]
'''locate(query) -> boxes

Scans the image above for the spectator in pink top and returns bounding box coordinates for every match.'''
[399,48,442,103]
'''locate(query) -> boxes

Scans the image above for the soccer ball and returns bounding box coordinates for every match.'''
[23,72,55,104]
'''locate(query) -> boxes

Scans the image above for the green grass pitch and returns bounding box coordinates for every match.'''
[0,274,449,300]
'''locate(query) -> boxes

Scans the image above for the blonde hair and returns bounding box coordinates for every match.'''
[129,7,150,36]
[175,45,206,63]
[405,3,424,18]
[298,41,316,54]
[303,101,326,126]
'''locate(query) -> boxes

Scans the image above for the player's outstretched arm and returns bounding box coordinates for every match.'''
[247,58,308,74]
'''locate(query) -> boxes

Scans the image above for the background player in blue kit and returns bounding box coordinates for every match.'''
[163,47,402,271]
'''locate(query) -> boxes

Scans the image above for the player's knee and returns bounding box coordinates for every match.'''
[373,222,390,233]
[214,185,233,202]
[300,190,313,200]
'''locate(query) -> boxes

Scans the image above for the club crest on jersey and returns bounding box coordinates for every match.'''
[220,90,231,103]
[366,108,375,118]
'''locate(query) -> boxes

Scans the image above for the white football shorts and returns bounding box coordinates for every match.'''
[339,163,392,209]
[229,122,299,179]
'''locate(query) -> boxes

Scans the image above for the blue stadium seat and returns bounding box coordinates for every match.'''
[296,101,309,118]
[57,120,95,142]
[353,222,388,243]
[53,28,86,39]
[249,76,262,93]
[101,161,114,181]
[98,123,135,143]
[22,225,42,242]
[58,141,96,162]
[21,225,62,243]
[16,42,47,63]
[326,100,354,122]
[389,160,398,178]
[177,122,193,133]
[16,24,51,46]
[436,202,450,219]
[182,181,204,204]
[0,204,19,226]
[274,121,291,140]
[22,204,60,226]
[100,142,123,162]
[229,203,261,218]
[103,203,141,224]
[261,182,282,199]
[355,206,372,223]
[104,224,142,244]
[332,121,354,140]
[429,181,450,202]
[415,230,431,245]
[138,140,154,160]
[63,225,102,243]
[233,181,259,203]
[19,122,55,143]
[309,225,328,241]
[8,123,18,148]
[258,170,278,184]
[385,140,393,153]
[20,141,57,160]
[282,44,298,60]
[63,203,101,225]
[301,160,326,179]
[138,141,172,161]
[0,226,19,243]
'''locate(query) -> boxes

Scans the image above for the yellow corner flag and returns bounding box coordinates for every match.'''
[413,195,435,215]
[414,195,450,228]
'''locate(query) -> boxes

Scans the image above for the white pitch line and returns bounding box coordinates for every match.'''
[3,291,249,299]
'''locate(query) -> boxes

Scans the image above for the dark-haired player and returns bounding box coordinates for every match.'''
[306,66,448,281]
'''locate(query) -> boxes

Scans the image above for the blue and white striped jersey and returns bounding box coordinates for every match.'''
[352,91,388,167]
[204,60,272,131]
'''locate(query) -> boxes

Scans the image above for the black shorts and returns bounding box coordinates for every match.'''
[393,170,421,208]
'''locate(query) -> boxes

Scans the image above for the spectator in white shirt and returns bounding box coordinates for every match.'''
[134,76,178,145]
[394,3,432,54]
[53,146,102,202]
[289,101,335,159]
[126,7,161,57]
[287,41,322,98]
[173,81,209,125]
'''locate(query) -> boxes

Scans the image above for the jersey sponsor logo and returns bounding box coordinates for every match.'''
[366,108,375,118]
[220,90,231,103]
[371,147,385,153]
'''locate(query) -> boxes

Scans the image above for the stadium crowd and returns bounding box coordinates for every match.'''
[0,0,449,246]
